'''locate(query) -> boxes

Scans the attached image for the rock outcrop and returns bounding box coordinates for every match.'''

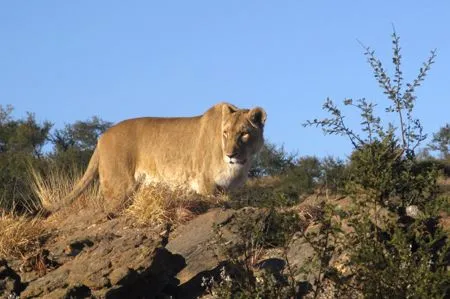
[13,210,185,299]
[2,205,327,298]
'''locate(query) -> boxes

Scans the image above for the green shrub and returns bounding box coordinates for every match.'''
[342,198,449,298]
[0,106,52,212]
[49,116,111,170]
[428,124,450,160]
[346,137,438,210]
[319,156,348,194]
[417,157,450,178]
[249,142,296,177]
[303,30,448,298]
[0,105,111,213]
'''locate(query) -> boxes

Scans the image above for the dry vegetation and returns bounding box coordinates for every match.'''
[126,184,212,226]
[29,166,102,212]
[0,212,45,259]
[1,168,215,260]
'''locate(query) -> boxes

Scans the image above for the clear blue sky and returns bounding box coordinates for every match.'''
[1,1,449,158]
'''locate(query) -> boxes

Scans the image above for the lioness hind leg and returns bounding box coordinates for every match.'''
[97,145,137,213]
[99,173,136,213]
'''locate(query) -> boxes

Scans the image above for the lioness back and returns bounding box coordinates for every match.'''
[63,102,266,207]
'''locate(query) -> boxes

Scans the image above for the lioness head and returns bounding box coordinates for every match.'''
[221,104,266,165]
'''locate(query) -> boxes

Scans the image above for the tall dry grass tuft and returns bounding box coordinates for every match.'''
[29,166,102,212]
[0,212,45,259]
[126,184,211,227]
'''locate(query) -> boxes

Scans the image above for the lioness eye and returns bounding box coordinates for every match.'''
[223,131,228,138]
[241,133,250,142]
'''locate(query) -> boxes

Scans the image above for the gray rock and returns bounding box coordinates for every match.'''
[406,205,422,219]
[0,259,22,299]
[166,208,235,285]
[19,213,185,298]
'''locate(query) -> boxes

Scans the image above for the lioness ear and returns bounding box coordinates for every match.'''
[248,107,267,128]
[222,103,238,116]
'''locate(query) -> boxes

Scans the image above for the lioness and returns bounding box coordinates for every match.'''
[63,102,266,207]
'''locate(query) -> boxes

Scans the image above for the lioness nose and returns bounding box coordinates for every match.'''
[227,152,238,158]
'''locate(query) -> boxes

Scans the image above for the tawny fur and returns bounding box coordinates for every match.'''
[63,103,266,208]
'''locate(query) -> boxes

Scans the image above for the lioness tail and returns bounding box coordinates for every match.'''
[59,147,100,210]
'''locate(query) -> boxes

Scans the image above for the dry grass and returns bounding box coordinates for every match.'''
[126,184,211,227]
[29,166,102,212]
[0,212,45,259]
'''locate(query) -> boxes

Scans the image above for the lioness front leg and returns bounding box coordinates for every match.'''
[196,177,218,196]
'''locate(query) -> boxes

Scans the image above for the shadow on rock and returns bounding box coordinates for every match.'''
[0,259,24,298]
[105,248,186,299]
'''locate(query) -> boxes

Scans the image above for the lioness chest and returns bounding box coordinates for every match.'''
[213,163,250,190]
[134,161,249,193]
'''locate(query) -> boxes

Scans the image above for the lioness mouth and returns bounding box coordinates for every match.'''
[230,159,247,165]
